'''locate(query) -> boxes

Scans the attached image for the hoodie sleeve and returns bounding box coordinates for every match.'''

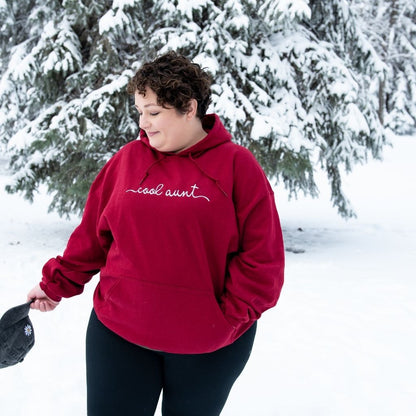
[220,148,285,330]
[40,160,115,302]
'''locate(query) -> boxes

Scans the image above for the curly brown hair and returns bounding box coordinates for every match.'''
[127,51,212,119]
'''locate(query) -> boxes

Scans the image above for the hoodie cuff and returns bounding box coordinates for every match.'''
[39,281,62,302]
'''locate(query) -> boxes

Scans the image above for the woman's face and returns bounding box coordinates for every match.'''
[134,88,199,153]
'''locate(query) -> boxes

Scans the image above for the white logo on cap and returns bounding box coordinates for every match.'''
[24,324,32,337]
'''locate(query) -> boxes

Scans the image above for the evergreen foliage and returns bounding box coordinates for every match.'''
[352,0,416,134]
[0,0,409,218]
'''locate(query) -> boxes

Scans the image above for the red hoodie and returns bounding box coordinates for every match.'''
[40,114,284,354]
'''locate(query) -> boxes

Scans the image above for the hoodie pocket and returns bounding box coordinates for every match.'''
[95,276,237,354]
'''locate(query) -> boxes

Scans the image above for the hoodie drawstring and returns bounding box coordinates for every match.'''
[188,154,229,198]
[138,152,229,199]
[139,156,167,185]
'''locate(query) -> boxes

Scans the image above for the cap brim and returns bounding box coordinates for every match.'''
[0,302,32,330]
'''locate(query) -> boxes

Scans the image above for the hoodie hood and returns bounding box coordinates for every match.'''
[139,114,232,157]
[137,114,233,194]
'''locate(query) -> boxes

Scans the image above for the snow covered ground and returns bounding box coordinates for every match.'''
[1,134,415,415]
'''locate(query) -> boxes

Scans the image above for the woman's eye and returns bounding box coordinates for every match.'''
[150,112,160,116]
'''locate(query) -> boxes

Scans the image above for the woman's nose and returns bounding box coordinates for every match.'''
[139,114,150,129]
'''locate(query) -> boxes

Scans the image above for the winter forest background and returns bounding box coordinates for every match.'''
[1,1,416,415]
[0,0,415,218]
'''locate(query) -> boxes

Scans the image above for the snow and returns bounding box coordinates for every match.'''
[112,0,139,8]
[1,134,416,415]
[7,103,62,151]
[99,8,131,35]
[193,53,220,74]
[277,0,311,20]
[81,70,132,109]
[176,0,206,19]
[98,10,116,34]
[338,102,370,136]
[5,42,35,82]
[227,15,250,31]
[259,0,311,22]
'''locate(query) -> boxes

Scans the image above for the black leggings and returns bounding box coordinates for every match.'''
[86,309,256,416]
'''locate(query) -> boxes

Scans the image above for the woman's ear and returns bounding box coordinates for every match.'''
[186,99,198,119]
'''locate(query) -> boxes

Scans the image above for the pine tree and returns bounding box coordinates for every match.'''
[0,0,392,218]
[145,0,319,199]
[0,0,139,214]
[352,0,416,134]
[296,0,387,217]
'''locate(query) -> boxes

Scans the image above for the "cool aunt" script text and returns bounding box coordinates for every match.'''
[126,183,210,202]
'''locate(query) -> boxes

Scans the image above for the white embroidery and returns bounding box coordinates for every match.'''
[126,183,164,196]
[24,324,32,337]
[126,183,210,202]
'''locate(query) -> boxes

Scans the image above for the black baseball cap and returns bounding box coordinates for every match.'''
[0,302,35,369]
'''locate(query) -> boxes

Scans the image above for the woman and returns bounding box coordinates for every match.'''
[27,51,285,415]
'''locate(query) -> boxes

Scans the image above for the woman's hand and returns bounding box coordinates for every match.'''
[27,284,60,312]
